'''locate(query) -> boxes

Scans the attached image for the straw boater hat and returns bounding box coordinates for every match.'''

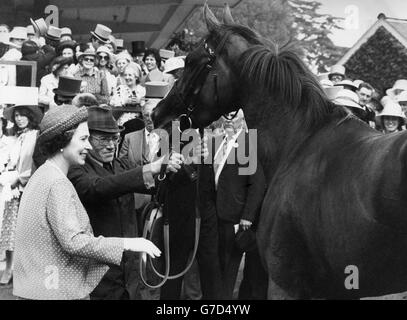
[115,39,124,50]
[39,105,88,142]
[333,89,363,110]
[377,97,406,123]
[60,27,72,37]
[4,105,43,124]
[45,26,62,41]
[328,65,345,80]
[90,24,112,43]
[30,18,48,36]
[163,57,185,74]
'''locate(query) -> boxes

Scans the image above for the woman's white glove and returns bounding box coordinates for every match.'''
[123,238,161,258]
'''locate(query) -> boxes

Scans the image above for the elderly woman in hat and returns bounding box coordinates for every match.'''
[12,105,161,300]
[73,47,110,104]
[377,96,406,134]
[0,104,42,284]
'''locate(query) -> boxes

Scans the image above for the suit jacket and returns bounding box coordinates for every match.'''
[201,131,266,224]
[119,129,153,210]
[14,161,123,300]
[68,155,151,238]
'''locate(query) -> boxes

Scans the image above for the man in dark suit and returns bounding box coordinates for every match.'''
[200,110,267,299]
[68,105,183,300]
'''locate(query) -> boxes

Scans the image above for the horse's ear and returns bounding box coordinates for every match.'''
[223,4,235,25]
[203,3,220,32]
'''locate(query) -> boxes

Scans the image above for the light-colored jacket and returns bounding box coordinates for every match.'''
[13,161,124,300]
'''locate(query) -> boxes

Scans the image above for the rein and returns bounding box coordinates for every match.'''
[139,151,202,289]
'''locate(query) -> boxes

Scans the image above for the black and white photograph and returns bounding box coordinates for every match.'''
[1,0,407,306]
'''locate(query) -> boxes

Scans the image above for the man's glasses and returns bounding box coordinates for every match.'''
[98,55,109,61]
[83,57,95,63]
[91,135,121,146]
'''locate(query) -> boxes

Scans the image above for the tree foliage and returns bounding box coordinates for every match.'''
[168,0,346,72]
[345,27,407,96]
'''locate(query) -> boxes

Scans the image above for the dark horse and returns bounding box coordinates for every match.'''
[152,4,407,299]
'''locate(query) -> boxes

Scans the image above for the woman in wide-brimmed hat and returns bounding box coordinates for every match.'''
[0,104,42,285]
[73,47,110,104]
[376,96,406,134]
[12,105,161,300]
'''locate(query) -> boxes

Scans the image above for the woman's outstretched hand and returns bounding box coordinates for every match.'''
[124,238,161,258]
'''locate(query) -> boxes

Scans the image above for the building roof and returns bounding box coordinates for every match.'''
[337,14,407,65]
[0,0,242,49]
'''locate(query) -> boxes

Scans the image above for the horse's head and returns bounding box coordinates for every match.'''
[152,4,247,131]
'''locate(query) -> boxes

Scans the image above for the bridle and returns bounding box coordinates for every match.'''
[171,32,238,132]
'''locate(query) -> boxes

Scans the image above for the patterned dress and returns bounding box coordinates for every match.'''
[0,129,37,251]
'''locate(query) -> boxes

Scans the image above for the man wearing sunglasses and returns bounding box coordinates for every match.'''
[68,105,184,300]
[73,47,110,104]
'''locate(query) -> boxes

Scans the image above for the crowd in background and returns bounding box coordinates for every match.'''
[319,64,407,135]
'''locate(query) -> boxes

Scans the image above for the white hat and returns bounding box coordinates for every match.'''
[353,79,364,89]
[159,49,175,60]
[60,27,72,36]
[90,24,112,43]
[396,90,407,103]
[377,97,406,120]
[317,73,329,82]
[163,57,185,74]
[333,89,363,110]
[335,79,358,91]
[328,65,345,79]
[324,86,343,100]
[96,45,113,61]
[386,79,407,97]
[26,25,35,36]
[46,26,62,41]
[30,18,48,36]
[0,33,17,47]
[115,38,124,48]
[320,79,333,88]
[9,26,27,40]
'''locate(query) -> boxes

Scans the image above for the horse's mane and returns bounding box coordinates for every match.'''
[212,24,346,131]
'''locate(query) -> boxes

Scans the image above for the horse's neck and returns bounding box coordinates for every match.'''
[243,102,305,182]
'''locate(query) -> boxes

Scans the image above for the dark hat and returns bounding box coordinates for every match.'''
[56,40,77,56]
[72,93,98,108]
[145,81,169,98]
[88,104,124,133]
[235,228,257,253]
[132,41,145,55]
[21,40,39,56]
[53,76,82,97]
[4,105,43,124]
